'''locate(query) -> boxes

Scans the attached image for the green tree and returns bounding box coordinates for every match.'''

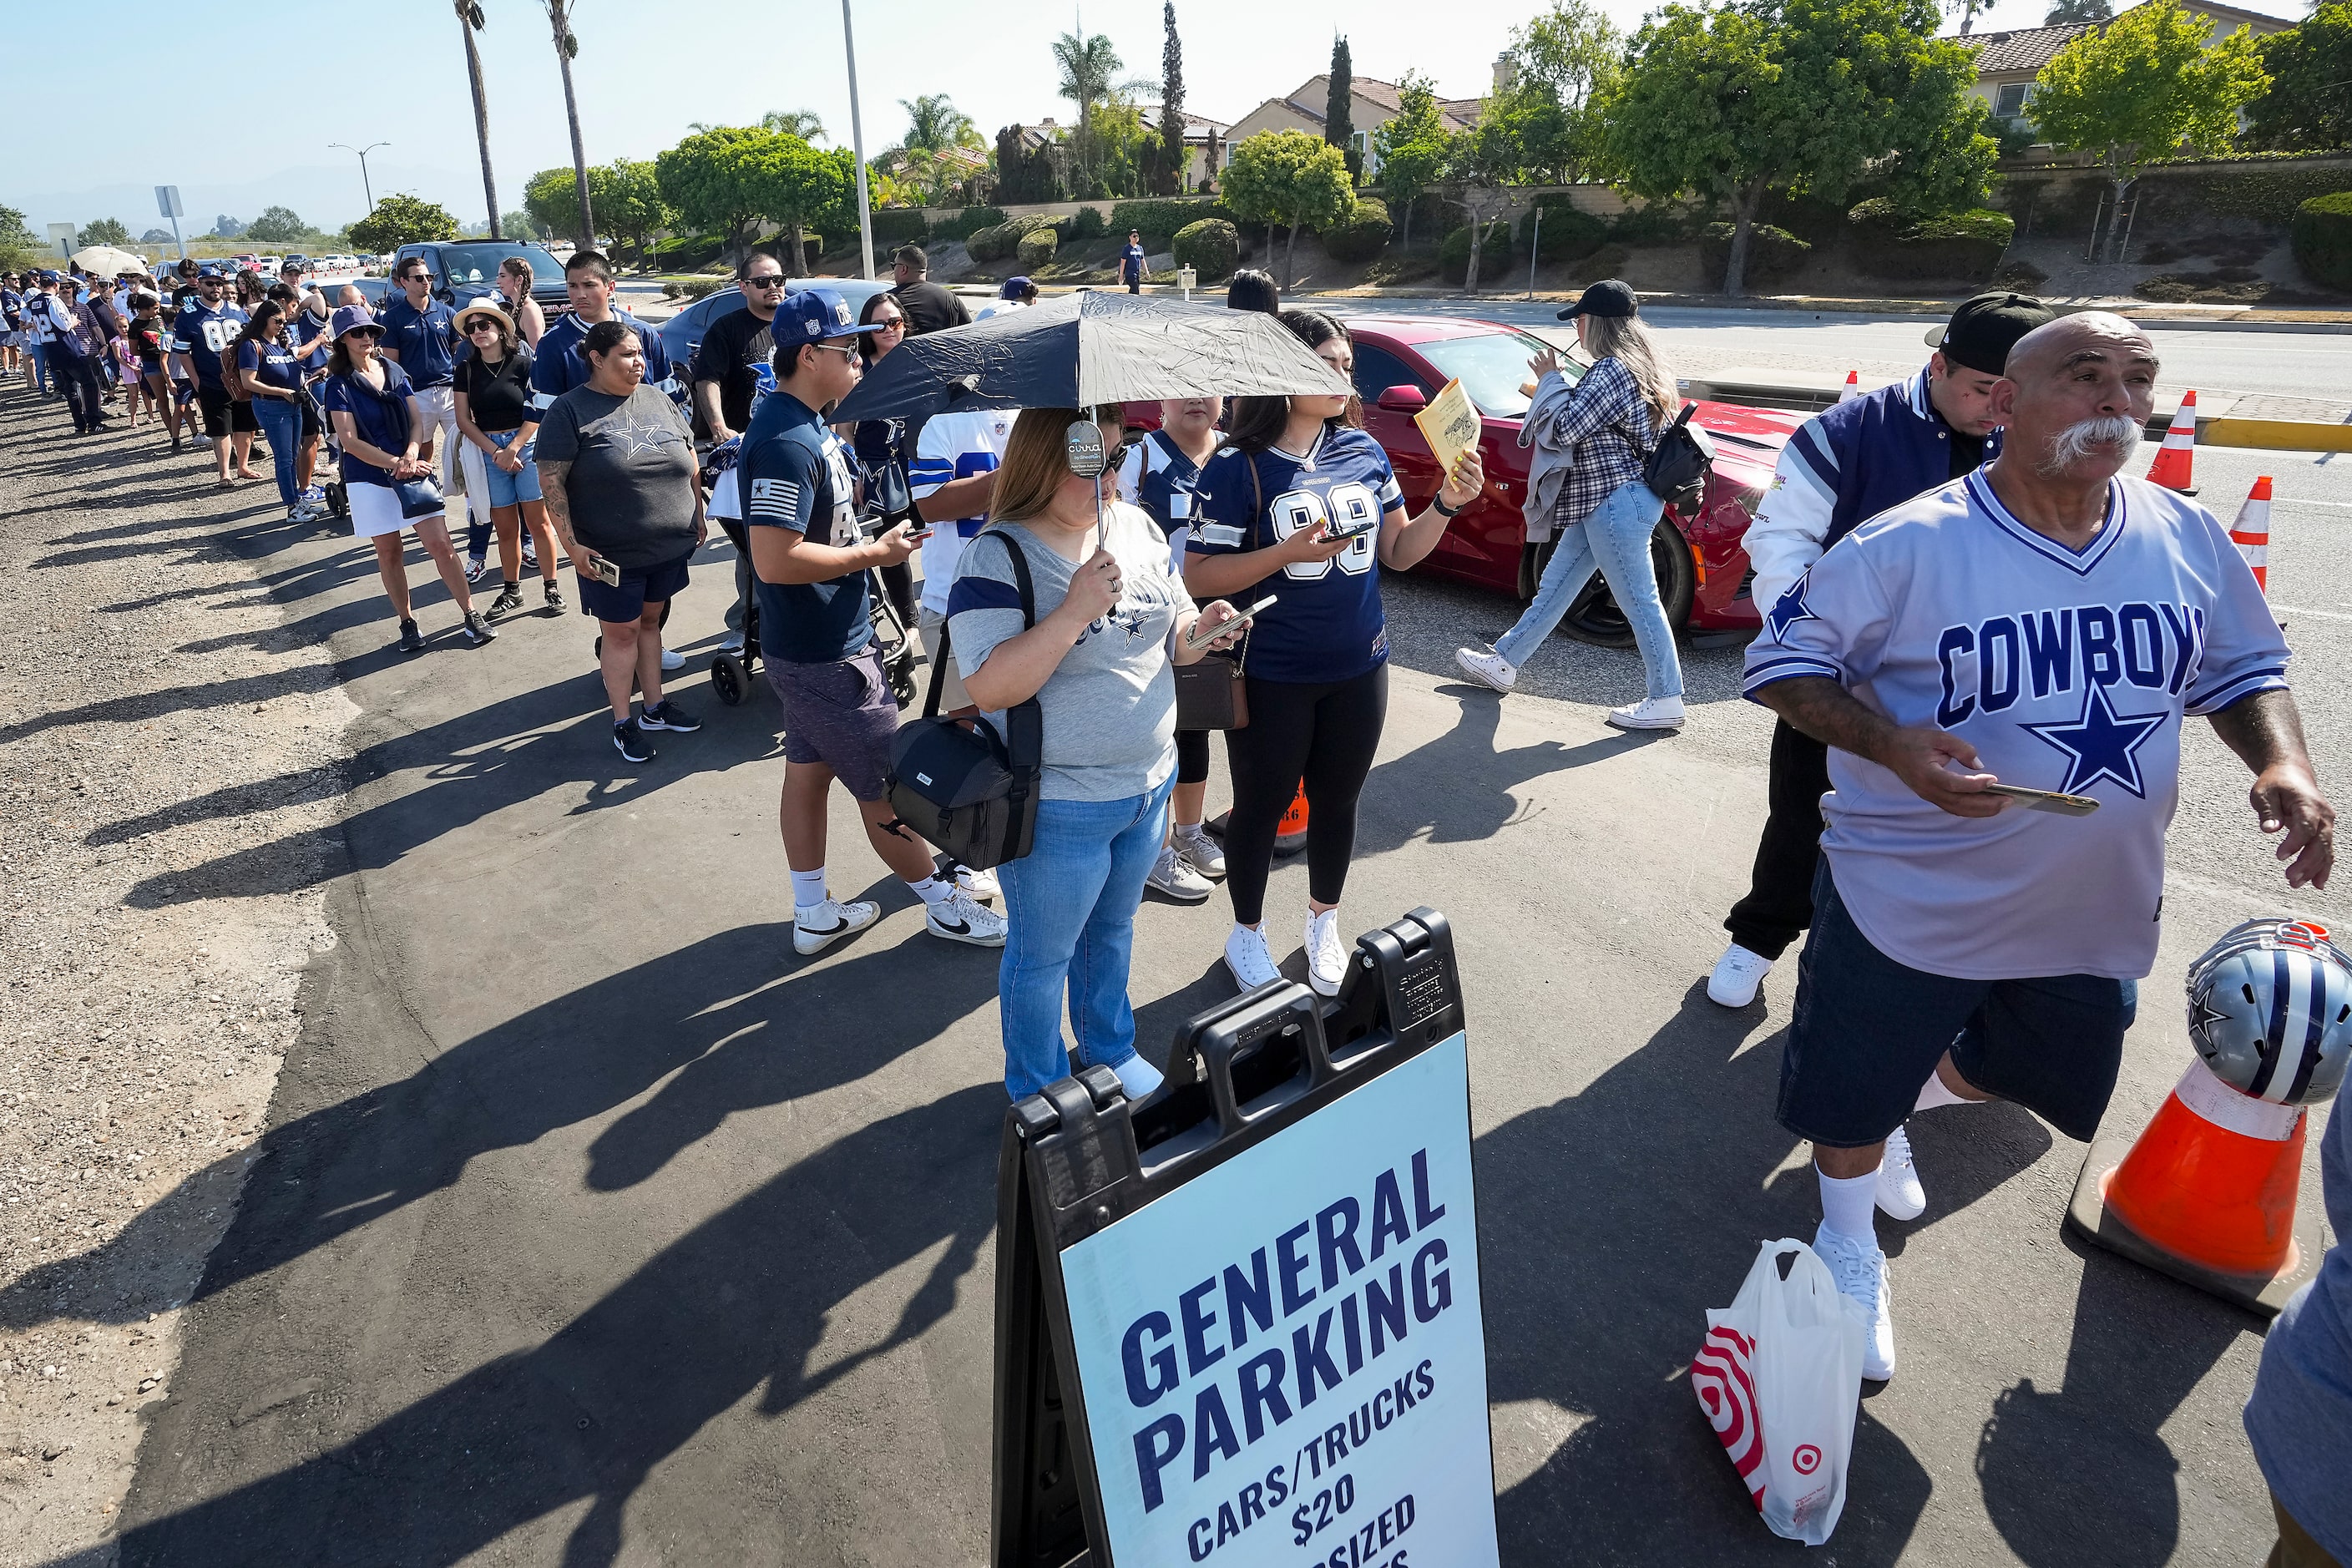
[898,94,980,154]
[75,218,134,248]
[762,109,827,142]
[1326,36,1358,182]
[2044,0,2112,22]
[349,194,461,254]
[2245,3,2352,152]
[0,205,38,271]
[1052,30,1124,189]
[749,136,847,271]
[503,209,548,240]
[1373,71,1454,250]
[2031,0,2269,257]
[524,165,594,246]
[1157,1,1186,195]
[245,206,310,244]
[599,157,674,260]
[1500,0,1625,183]
[1222,129,1355,288]
[1604,0,1995,296]
[1444,111,1525,293]
[656,126,773,261]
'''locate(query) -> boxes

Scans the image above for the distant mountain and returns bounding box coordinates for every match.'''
[13,161,488,240]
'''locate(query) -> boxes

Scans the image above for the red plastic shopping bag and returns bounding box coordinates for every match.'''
[1692,1239,1864,1545]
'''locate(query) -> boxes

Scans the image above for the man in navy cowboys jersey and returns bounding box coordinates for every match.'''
[1743,312,2333,1383]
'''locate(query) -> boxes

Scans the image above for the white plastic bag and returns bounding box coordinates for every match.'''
[1691,1238,1864,1545]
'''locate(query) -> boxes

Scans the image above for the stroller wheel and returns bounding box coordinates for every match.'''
[711,653,749,707]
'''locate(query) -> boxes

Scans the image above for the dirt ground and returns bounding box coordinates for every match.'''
[0,378,350,1565]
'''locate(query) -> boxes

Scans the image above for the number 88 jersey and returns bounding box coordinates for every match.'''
[1191,426,1405,684]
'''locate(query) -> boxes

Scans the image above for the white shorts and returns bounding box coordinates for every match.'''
[347,479,442,539]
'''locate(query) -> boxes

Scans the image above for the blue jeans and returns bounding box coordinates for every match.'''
[252,394,303,507]
[28,341,49,394]
[996,775,1174,1100]
[1495,478,1683,699]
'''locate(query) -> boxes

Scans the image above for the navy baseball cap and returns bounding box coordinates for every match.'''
[775,288,881,344]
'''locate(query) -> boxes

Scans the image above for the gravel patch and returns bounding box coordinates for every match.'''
[0,384,352,1565]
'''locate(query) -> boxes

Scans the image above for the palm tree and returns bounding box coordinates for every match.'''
[454,1,500,239]
[542,0,594,247]
[899,94,979,154]
[762,109,828,142]
[1052,32,1123,183]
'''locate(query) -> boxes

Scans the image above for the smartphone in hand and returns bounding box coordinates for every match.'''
[585,554,622,587]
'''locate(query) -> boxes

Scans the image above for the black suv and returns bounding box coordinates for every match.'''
[388,240,573,317]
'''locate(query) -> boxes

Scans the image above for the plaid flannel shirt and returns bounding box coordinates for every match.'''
[1531,356,1653,527]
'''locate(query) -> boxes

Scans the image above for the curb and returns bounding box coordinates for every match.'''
[2197,417,2352,453]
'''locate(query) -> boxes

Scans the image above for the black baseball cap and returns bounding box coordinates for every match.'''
[1930,291,2056,376]
[1557,280,1638,321]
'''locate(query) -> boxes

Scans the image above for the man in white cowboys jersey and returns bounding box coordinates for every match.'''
[1743,312,2334,1382]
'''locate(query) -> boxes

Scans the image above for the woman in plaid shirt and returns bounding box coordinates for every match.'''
[1455,281,1687,731]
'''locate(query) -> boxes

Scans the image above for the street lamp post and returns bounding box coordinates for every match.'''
[330,141,390,214]
[842,0,875,281]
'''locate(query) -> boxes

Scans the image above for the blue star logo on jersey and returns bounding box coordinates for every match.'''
[1766,574,1819,640]
[2019,683,2170,798]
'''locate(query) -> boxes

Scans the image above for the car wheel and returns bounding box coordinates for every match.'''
[1558,518,1697,650]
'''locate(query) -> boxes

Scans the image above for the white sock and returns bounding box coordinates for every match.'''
[1818,1167,1880,1245]
[904,874,953,908]
[1914,1070,1972,1113]
[791,867,829,914]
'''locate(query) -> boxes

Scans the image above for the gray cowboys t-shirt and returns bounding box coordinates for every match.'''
[533,382,700,569]
[947,503,1196,802]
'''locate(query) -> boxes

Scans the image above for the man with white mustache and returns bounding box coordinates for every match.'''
[1741,311,2334,1383]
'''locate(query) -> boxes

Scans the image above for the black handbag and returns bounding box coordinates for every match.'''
[883,532,1041,870]
[394,474,447,518]
[1640,402,1717,513]
[1174,447,1266,731]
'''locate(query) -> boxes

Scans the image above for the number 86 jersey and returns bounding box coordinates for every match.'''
[1191,426,1405,683]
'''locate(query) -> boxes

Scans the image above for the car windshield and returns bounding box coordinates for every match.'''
[1414,329,1582,420]
[434,243,565,286]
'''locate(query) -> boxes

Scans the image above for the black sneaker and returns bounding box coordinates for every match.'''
[397,618,425,654]
[613,718,655,763]
[638,699,701,733]
[542,580,565,613]
[487,583,527,619]
[462,609,498,645]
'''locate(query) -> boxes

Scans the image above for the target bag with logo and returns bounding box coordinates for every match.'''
[1690,1239,1864,1545]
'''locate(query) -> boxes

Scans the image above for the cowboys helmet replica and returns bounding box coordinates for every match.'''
[2185,918,2352,1107]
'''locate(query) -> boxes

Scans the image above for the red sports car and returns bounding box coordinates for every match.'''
[1334,314,1801,646]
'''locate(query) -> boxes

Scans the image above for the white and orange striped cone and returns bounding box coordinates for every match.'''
[2144,390,2198,494]
[2231,476,2273,594]
[1837,370,1859,403]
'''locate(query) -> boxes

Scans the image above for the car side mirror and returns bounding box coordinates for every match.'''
[1376,383,1428,413]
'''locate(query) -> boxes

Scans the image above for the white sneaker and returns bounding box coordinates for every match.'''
[1877,1123,1927,1222]
[1173,822,1225,878]
[1147,843,1214,902]
[1304,908,1348,997]
[943,858,999,903]
[463,554,489,584]
[793,898,879,955]
[1225,924,1279,991]
[1606,695,1686,731]
[1813,1222,1895,1381]
[1454,645,1519,692]
[927,889,1007,947]
[659,647,685,672]
[1110,1054,1166,1100]
[1707,942,1774,1007]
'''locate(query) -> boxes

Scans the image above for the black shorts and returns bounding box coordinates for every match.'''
[197,384,258,438]
[1778,864,2137,1147]
[299,393,321,439]
[577,548,691,625]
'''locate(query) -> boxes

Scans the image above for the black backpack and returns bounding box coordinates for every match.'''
[1641,401,1717,513]
[883,531,1041,870]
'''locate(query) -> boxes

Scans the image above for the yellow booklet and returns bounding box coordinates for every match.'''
[1412,377,1479,480]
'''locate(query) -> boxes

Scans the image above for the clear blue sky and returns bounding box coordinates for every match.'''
[3,0,2303,236]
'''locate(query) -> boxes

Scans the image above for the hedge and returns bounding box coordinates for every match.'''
[1073,205,1107,240]
[1112,198,1237,240]
[1017,227,1060,270]
[1699,223,1811,284]
[2292,191,2352,291]
[1172,218,1238,282]
[1610,205,1702,246]
[1520,198,1609,264]
[868,209,928,248]
[1439,223,1515,284]
[1844,204,2013,282]
[1323,198,1393,264]
[931,206,1005,240]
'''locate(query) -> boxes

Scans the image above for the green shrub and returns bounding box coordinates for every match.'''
[1322,198,1393,264]
[2292,191,2352,291]
[1699,222,1811,284]
[660,276,730,301]
[1439,223,1515,284]
[1845,204,2013,282]
[1072,205,1107,240]
[869,209,928,248]
[967,220,1023,263]
[1016,227,1060,270]
[932,205,1004,240]
[1112,198,1234,240]
[1610,205,1699,246]
[1520,199,1609,264]
[1172,218,1239,282]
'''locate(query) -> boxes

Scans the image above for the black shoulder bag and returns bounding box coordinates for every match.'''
[1171,446,1255,732]
[1640,400,1717,513]
[883,531,1042,870]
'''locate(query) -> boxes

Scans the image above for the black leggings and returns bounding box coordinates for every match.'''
[1223,664,1388,925]
[1176,729,1210,786]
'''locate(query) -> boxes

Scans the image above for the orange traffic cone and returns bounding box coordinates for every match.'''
[2065,1055,2320,1314]
[1274,781,1310,857]
[2143,391,2198,494]
[2230,476,2273,594]
[1837,370,1859,403]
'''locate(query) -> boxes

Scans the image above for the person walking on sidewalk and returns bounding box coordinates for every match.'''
[951,406,1246,1100]
[740,290,1004,957]
[1119,230,1146,295]
[319,306,495,654]
[888,245,969,336]
[1742,311,2330,1385]
[1705,290,2055,1011]
[1454,281,1683,731]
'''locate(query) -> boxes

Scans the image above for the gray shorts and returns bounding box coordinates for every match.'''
[765,645,899,801]
[916,607,973,712]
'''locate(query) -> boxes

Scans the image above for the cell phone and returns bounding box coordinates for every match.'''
[584,554,622,587]
[1186,594,1277,651]
[1981,781,2100,816]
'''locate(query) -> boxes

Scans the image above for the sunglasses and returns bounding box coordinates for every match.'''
[743,275,787,290]
[810,341,860,360]
[465,321,503,332]
[874,316,905,331]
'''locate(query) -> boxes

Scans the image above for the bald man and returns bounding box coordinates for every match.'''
[1741,312,2333,1381]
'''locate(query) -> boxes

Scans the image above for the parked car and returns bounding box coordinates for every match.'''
[1322,314,1798,645]
[655,276,895,385]
[387,240,572,320]
[281,253,311,275]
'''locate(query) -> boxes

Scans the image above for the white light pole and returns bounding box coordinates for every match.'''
[330,141,390,213]
[842,0,876,280]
